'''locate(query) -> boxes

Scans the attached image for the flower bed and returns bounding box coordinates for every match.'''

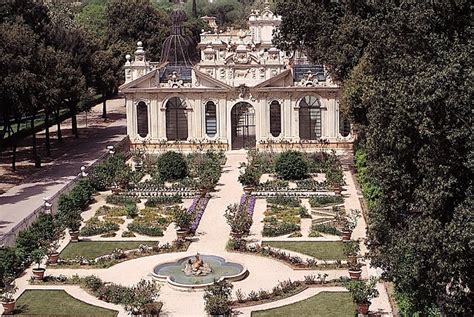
[144,194,182,207]
[240,194,256,217]
[105,195,140,206]
[80,217,120,237]
[232,277,343,308]
[309,195,344,207]
[226,239,347,270]
[262,205,301,237]
[127,207,174,236]
[54,241,190,268]
[188,194,210,233]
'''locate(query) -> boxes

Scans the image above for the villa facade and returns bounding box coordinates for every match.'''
[119,5,352,152]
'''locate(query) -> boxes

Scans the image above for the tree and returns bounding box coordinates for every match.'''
[275,1,472,314]
[91,50,119,119]
[105,0,170,62]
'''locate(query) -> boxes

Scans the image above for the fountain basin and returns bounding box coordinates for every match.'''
[152,255,248,291]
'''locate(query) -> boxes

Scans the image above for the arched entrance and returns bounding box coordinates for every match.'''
[231,102,256,150]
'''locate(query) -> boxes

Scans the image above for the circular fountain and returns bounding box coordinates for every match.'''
[152,254,248,291]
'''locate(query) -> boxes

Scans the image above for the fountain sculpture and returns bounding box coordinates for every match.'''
[183,253,212,276]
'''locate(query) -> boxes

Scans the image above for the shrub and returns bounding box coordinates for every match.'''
[89,154,128,191]
[126,204,138,218]
[299,206,311,218]
[204,281,233,315]
[310,223,342,236]
[238,165,261,187]
[127,222,163,237]
[225,204,253,236]
[80,218,119,236]
[275,151,309,180]
[267,195,301,207]
[121,231,136,238]
[343,277,380,304]
[83,275,102,292]
[258,289,270,300]
[172,207,193,230]
[144,195,182,207]
[262,222,300,237]
[309,195,344,207]
[106,195,140,206]
[247,290,259,301]
[155,151,188,181]
[235,289,246,303]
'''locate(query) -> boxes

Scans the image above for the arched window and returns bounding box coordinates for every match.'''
[269,100,281,137]
[166,97,188,141]
[299,96,322,140]
[136,101,148,138]
[205,101,217,138]
[339,114,351,137]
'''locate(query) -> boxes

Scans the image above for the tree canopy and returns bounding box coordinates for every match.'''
[275,0,472,315]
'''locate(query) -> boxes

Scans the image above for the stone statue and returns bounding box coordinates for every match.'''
[182,253,212,276]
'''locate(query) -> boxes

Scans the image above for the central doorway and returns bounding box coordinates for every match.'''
[231,102,256,150]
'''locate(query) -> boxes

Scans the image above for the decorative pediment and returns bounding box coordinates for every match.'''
[253,69,292,88]
[224,53,260,65]
[194,68,233,90]
[119,69,158,91]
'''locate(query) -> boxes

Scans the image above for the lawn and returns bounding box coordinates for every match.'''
[251,292,354,317]
[262,241,345,260]
[15,290,118,316]
[60,241,156,259]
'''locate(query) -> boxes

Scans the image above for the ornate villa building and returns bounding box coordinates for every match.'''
[119,4,352,152]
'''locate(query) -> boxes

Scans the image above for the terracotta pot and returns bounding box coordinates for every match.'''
[2,300,15,315]
[69,230,79,243]
[357,302,370,315]
[176,229,189,241]
[48,252,59,265]
[341,230,352,241]
[348,269,362,280]
[243,186,254,195]
[32,267,46,280]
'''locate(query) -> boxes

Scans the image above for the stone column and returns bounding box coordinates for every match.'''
[150,97,158,140]
[219,96,227,142]
[187,99,194,140]
[157,96,167,140]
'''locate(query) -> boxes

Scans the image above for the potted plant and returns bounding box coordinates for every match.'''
[31,248,46,280]
[326,166,344,195]
[341,209,361,241]
[198,168,219,196]
[238,165,260,194]
[47,242,60,265]
[343,240,360,265]
[224,204,252,238]
[343,277,379,314]
[348,262,363,280]
[1,276,17,315]
[203,281,233,317]
[173,207,193,240]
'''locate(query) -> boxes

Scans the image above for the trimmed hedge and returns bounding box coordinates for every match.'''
[275,151,309,180]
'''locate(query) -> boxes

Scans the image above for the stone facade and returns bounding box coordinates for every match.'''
[119,4,352,152]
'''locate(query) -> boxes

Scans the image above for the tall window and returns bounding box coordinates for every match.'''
[205,101,217,137]
[299,96,322,140]
[166,97,188,141]
[136,101,148,138]
[269,100,281,137]
[339,114,351,137]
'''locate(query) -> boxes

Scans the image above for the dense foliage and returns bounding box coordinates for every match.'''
[274,150,309,180]
[276,1,472,314]
[154,151,188,181]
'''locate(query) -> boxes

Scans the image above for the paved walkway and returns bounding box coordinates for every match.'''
[0,100,126,246]
[2,150,393,316]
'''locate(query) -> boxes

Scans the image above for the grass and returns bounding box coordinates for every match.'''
[262,241,345,260]
[251,292,354,317]
[60,241,156,259]
[15,290,118,316]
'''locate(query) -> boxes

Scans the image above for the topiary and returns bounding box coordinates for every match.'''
[275,151,309,180]
[155,151,188,181]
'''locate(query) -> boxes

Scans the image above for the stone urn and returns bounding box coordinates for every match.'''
[357,302,370,315]
[48,252,60,265]
[341,230,352,241]
[348,269,362,280]
[69,230,79,243]
[2,300,15,315]
[32,267,46,280]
